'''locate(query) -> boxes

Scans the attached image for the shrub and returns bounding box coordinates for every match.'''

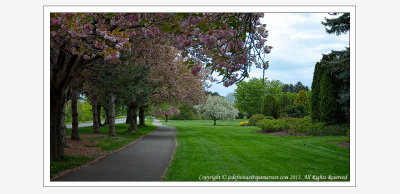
[256,119,280,132]
[280,118,292,132]
[302,116,312,122]
[265,116,275,120]
[320,124,349,136]
[282,104,308,118]
[255,116,348,136]
[239,121,249,126]
[279,112,289,118]
[288,127,297,136]
[249,114,266,126]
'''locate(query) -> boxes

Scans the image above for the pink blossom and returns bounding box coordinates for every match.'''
[263,46,271,54]
[183,39,192,47]
[144,29,154,38]
[191,66,201,76]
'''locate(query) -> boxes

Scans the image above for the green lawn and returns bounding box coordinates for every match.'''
[51,117,156,178]
[162,119,350,181]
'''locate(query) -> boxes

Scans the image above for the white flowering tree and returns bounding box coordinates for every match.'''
[194,95,239,125]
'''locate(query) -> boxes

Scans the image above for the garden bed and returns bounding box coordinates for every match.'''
[329,141,350,148]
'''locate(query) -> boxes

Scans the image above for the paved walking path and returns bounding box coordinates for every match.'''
[54,119,177,181]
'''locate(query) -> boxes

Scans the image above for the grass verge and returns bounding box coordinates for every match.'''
[51,117,156,178]
[162,119,350,181]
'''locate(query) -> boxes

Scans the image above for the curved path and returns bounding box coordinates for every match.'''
[54,119,177,181]
[66,118,128,128]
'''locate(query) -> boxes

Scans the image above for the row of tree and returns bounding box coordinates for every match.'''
[50,13,271,161]
[232,78,311,118]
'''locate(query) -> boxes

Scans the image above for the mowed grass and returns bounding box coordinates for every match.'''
[50,117,156,178]
[162,119,350,181]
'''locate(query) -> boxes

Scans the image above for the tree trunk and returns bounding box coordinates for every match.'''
[126,108,131,124]
[70,88,80,140]
[108,93,116,137]
[139,105,146,126]
[128,103,138,133]
[51,87,67,161]
[50,94,65,161]
[97,105,103,126]
[165,114,168,122]
[92,97,100,134]
[61,103,68,147]
[50,49,86,161]
[104,108,109,125]
[213,119,216,125]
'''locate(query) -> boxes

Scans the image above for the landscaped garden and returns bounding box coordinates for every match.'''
[49,12,351,182]
[162,119,349,181]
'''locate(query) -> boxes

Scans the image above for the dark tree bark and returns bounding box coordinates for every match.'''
[50,54,83,160]
[97,105,103,126]
[139,105,146,126]
[92,96,100,134]
[61,103,68,147]
[70,88,80,140]
[128,103,138,133]
[165,114,168,122]
[50,50,81,161]
[50,95,65,161]
[126,108,131,124]
[50,45,96,161]
[213,118,217,125]
[108,93,116,137]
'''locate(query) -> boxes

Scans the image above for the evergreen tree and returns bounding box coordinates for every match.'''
[319,72,340,124]
[294,90,310,114]
[278,94,291,115]
[311,62,322,121]
[308,13,350,124]
[262,94,278,118]
[321,13,350,35]
[294,82,309,92]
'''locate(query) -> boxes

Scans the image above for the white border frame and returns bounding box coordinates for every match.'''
[44,5,356,187]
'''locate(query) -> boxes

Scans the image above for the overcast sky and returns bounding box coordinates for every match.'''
[208,13,349,97]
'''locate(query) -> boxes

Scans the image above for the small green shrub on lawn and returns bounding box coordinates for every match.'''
[256,119,280,132]
[249,114,266,126]
[255,116,347,136]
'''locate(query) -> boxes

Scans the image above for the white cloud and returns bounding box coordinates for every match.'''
[209,13,349,97]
